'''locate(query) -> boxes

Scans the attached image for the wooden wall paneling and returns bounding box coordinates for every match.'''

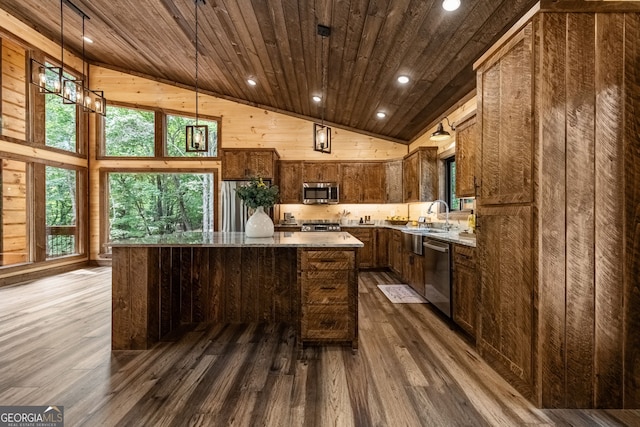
[538,12,568,409]
[241,247,258,322]
[594,12,625,409]
[159,247,172,337]
[111,247,131,350]
[129,247,158,348]
[564,13,596,409]
[225,247,242,323]
[192,247,207,323]
[179,248,192,324]
[260,247,276,322]
[624,12,640,409]
[1,38,26,141]
[170,247,181,329]
[209,247,224,323]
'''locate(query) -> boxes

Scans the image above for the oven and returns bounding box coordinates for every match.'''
[303,182,339,205]
[300,221,341,232]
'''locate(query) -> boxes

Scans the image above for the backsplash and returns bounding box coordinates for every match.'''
[275,204,408,224]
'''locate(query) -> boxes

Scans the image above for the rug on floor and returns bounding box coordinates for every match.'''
[377,284,427,304]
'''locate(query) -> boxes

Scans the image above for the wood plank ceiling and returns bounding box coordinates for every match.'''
[2,0,538,143]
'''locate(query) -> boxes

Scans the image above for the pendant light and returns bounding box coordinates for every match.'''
[313,24,331,154]
[430,116,456,141]
[186,0,209,153]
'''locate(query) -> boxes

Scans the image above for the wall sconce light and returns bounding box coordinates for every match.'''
[430,116,456,141]
[314,123,331,153]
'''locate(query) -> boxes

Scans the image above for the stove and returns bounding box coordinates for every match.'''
[301,220,341,232]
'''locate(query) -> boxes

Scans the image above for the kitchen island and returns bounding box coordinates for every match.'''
[109,231,363,351]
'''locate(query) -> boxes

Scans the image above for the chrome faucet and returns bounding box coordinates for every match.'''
[427,200,451,230]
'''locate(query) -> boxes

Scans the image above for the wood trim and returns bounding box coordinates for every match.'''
[474,3,541,70]
[32,163,45,262]
[0,258,90,287]
[540,0,640,12]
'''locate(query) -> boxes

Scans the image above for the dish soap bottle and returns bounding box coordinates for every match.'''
[467,210,476,233]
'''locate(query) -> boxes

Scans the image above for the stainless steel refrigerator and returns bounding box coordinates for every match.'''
[221,180,273,232]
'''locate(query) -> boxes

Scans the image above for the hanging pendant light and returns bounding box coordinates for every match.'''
[186,0,209,153]
[313,24,331,154]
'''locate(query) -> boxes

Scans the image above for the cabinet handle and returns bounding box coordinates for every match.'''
[320,320,337,327]
[320,286,337,290]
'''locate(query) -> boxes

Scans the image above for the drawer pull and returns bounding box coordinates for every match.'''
[320,286,337,290]
[320,320,337,327]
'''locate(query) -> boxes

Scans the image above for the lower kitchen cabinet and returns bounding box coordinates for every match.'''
[452,244,477,338]
[299,249,357,349]
[405,252,424,296]
[389,229,403,278]
[375,227,389,268]
[342,227,374,269]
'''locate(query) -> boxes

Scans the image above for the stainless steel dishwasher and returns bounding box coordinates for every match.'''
[423,238,452,318]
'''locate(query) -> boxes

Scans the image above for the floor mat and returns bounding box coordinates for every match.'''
[377,284,427,304]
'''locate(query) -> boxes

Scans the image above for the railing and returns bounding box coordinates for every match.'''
[46,225,76,258]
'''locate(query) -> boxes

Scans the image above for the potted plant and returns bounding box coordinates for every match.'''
[235,177,279,237]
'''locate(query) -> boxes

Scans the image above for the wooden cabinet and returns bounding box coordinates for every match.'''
[389,229,403,278]
[303,162,340,182]
[375,228,389,268]
[452,244,477,337]
[299,249,357,349]
[403,147,438,203]
[405,252,424,297]
[221,148,279,180]
[385,160,403,203]
[278,161,302,203]
[340,162,385,203]
[477,205,532,395]
[342,227,374,269]
[455,115,477,198]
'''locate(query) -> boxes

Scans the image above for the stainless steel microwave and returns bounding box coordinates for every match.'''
[303,182,339,204]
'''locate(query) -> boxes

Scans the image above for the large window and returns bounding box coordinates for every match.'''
[101,104,220,158]
[106,172,215,242]
[104,105,155,156]
[45,166,78,258]
[45,83,77,152]
[166,114,219,157]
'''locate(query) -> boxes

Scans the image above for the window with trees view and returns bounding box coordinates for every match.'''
[46,166,78,258]
[166,114,218,157]
[102,106,220,158]
[45,84,77,152]
[106,172,215,244]
[105,105,155,156]
[446,157,460,211]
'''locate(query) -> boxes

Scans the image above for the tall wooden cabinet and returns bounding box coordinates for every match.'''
[278,161,302,203]
[454,115,477,199]
[403,147,438,203]
[475,5,640,409]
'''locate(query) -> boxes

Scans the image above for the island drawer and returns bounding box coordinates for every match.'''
[301,250,355,270]
[301,271,349,304]
[301,305,351,340]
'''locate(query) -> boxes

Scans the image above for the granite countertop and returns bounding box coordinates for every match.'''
[342,222,477,247]
[108,231,364,248]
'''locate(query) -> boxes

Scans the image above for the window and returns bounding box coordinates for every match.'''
[106,171,215,244]
[45,84,77,152]
[0,159,28,266]
[166,114,219,157]
[445,157,460,211]
[104,105,155,156]
[45,166,78,258]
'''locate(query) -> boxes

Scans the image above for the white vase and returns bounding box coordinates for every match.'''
[245,206,274,237]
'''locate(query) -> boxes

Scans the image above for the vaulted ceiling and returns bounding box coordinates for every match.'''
[2,0,538,143]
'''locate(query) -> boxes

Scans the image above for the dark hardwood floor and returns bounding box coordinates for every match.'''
[0,267,638,426]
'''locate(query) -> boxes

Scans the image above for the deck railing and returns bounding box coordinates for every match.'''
[46,225,76,258]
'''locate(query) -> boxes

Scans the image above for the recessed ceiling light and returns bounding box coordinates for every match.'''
[376,112,386,119]
[83,36,94,44]
[397,75,410,84]
[312,95,322,103]
[442,0,461,11]
[247,79,257,86]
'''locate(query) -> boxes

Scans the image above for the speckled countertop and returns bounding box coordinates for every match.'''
[108,231,364,248]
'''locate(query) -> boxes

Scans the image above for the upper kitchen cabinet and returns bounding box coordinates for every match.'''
[303,162,340,183]
[455,115,477,199]
[278,161,303,203]
[476,25,533,206]
[341,162,385,204]
[385,160,403,203]
[221,148,280,180]
[403,147,438,203]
